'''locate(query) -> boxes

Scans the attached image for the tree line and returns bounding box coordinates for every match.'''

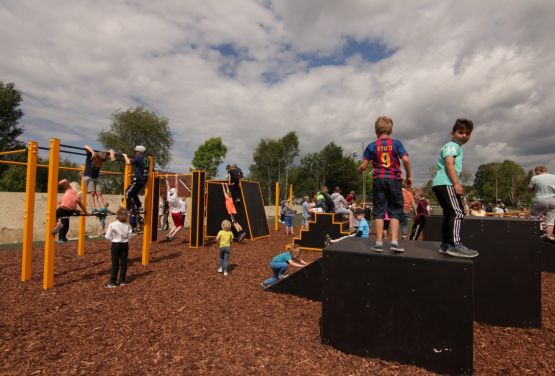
[0,81,537,206]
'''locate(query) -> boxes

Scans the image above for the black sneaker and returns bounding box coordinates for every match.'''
[446,244,479,258]
[237,232,246,242]
[325,234,331,247]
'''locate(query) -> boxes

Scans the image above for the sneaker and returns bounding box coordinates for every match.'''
[390,242,405,253]
[260,282,268,289]
[371,242,384,252]
[223,271,229,276]
[446,244,479,258]
[166,235,173,241]
[325,234,331,247]
[218,267,223,273]
[56,239,68,244]
[92,208,99,214]
[118,282,126,286]
[278,274,289,279]
[51,221,63,235]
[438,243,449,255]
[105,283,117,289]
[237,232,246,242]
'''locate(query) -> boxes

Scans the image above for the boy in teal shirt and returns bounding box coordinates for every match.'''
[261,245,307,288]
[432,119,478,258]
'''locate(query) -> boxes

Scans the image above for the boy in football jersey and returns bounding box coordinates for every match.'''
[432,119,478,258]
[358,116,412,252]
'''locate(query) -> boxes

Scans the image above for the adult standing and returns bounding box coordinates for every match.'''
[529,165,555,241]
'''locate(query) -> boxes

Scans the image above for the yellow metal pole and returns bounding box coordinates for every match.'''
[123,164,131,208]
[78,165,86,256]
[141,156,154,265]
[274,181,279,231]
[43,139,60,289]
[0,148,27,156]
[289,184,293,207]
[21,141,38,282]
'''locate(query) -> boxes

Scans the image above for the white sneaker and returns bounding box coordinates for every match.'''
[218,267,223,273]
[223,271,229,276]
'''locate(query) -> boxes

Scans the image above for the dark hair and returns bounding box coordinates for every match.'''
[452,118,474,133]
[334,186,341,193]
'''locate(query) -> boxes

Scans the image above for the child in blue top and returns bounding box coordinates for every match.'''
[301,196,310,230]
[325,210,369,245]
[261,245,307,288]
[432,119,478,258]
[282,201,296,235]
[358,116,412,253]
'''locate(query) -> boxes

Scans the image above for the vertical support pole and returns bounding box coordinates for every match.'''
[78,165,86,256]
[189,170,206,248]
[21,141,38,282]
[275,181,279,231]
[289,184,293,207]
[141,156,154,266]
[123,164,131,208]
[43,138,60,289]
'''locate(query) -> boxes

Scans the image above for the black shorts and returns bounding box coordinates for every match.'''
[229,214,237,224]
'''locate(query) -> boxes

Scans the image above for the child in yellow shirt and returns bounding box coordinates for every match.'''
[216,220,234,276]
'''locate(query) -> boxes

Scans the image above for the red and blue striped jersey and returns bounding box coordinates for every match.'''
[363,137,408,180]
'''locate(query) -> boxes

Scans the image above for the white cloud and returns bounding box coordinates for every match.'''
[1,0,554,184]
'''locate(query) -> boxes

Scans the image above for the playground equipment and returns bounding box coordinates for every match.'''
[205,179,269,241]
[273,182,294,231]
[0,139,156,289]
[424,215,542,328]
[291,212,352,251]
[264,257,322,301]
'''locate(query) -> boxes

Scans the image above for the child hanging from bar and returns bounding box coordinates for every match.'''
[104,208,133,288]
[222,183,246,242]
[83,145,115,214]
[51,179,88,243]
[165,174,186,241]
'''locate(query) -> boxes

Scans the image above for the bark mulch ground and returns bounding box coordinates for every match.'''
[0,230,554,375]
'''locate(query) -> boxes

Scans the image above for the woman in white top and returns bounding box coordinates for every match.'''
[105,208,133,288]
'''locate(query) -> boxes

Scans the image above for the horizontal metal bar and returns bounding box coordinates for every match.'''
[0,148,27,156]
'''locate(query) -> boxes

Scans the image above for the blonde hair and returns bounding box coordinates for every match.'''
[221,220,232,231]
[290,244,301,259]
[375,116,393,135]
[116,208,128,223]
[69,181,82,199]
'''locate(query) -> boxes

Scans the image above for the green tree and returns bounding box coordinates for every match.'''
[191,137,227,179]
[98,107,174,169]
[291,142,362,198]
[249,132,299,204]
[0,158,80,192]
[473,160,528,206]
[0,82,24,151]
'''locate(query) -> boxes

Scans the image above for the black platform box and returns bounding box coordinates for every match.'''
[322,238,474,375]
[424,216,542,328]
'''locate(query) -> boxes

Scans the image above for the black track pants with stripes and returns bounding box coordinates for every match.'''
[125,179,146,211]
[432,185,465,245]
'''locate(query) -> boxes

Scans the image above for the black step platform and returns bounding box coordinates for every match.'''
[322,238,474,376]
[265,257,322,301]
[293,213,351,250]
[424,215,542,328]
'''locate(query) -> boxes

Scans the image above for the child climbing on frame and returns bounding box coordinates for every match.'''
[83,145,115,214]
[260,244,308,288]
[104,207,132,288]
[165,174,186,241]
[223,183,246,242]
[216,219,234,276]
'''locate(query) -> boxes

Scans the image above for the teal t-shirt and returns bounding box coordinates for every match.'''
[529,173,555,202]
[271,251,292,264]
[432,141,463,187]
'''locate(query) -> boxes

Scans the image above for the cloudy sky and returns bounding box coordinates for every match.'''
[1,0,553,184]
